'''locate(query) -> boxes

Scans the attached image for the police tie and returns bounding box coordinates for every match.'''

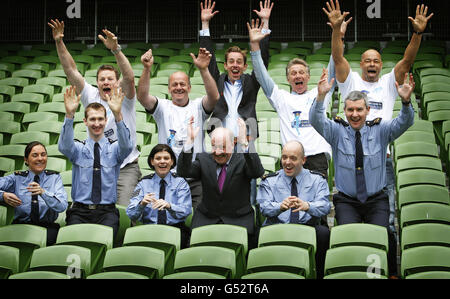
[157,179,167,224]
[91,142,102,204]
[355,131,368,202]
[30,174,40,224]
[289,177,299,224]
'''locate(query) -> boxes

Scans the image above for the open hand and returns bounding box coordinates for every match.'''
[48,19,65,41]
[408,4,433,33]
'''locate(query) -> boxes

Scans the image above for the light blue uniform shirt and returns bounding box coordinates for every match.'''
[126,172,192,224]
[257,168,330,225]
[58,117,133,205]
[0,170,67,223]
[309,99,414,198]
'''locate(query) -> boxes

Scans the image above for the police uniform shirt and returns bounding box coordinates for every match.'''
[0,170,68,223]
[309,98,414,198]
[257,168,330,226]
[250,50,332,158]
[126,172,192,224]
[58,117,133,205]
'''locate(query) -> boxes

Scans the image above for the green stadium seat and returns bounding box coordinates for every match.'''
[257,224,316,278]
[163,271,226,279]
[0,144,26,170]
[393,131,436,146]
[280,48,310,58]
[23,84,54,102]
[123,224,180,274]
[47,69,68,83]
[396,169,446,192]
[0,62,15,76]
[394,141,438,162]
[400,246,450,278]
[0,56,28,68]
[44,157,67,173]
[113,204,130,248]
[324,271,387,279]
[158,42,184,51]
[22,111,59,129]
[329,223,388,252]
[246,245,310,278]
[0,121,20,144]
[398,185,449,209]
[0,85,15,101]
[0,77,28,93]
[37,102,66,121]
[189,224,247,278]
[11,93,44,112]
[10,131,50,146]
[33,56,60,69]
[395,156,442,174]
[0,157,15,176]
[87,271,148,279]
[9,271,71,279]
[405,271,450,279]
[102,246,165,279]
[406,119,434,133]
[287,41,314,52]
[11,69,42,84]
[173,246,236,279]
[414,60,443,72]
[400,203,450,229]
[36,77,66,94]
[315,47,332,55]
[29,244,92,278]
[324,246,388,277]
[28,121,63,144]
[21,62,50,77]
[401,223,450,251]
[241,271,305,279]
[80,49,110,63]
[56,223,113,274]
[0,224,47,272]
[0,245,19,278]
[17,49,45,59]
[270,53,298,63]
[168,54,194,64]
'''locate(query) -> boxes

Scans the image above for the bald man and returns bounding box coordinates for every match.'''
[177,120,264,249]
[257,140,331,278]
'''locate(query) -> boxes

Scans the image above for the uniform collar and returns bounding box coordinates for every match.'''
[86,136,109,149]
[155,171,173,185]
[282,168,307,185]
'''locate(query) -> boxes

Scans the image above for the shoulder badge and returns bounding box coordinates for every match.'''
[74,139,86,144]
[333,116,349,127]
[309,170,327,179]
[140,173,155,181]
[14,170,29,177]
[261,171,279,180]
[366,117,382,127]
[108,138,117,144]
[44,170,60,175]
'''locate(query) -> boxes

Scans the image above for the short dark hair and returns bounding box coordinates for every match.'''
[96,64,120,81]
[85,102,107,119]
[24,141,47,166]
[148,144,177,170]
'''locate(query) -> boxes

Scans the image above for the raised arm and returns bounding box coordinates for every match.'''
[137,49,158,111]
[190,48,220,113]
[323,0,350,83]
[48,19,85,95]
[199,0,220,80]
[394,4,433,84]
[58,86,80,160]
[98,29,136,99]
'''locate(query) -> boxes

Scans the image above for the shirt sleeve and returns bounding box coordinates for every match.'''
[250,50,276,108]
[309,98,339,145]
[257,179,283,218]
[40,174,68,213]
[126,181,146,221]
[307,177,331,218]
[0,174,17,203]
[115,120,133,164]
[167,179,192,220]
[382,102,415,144]
[58,117,79,162]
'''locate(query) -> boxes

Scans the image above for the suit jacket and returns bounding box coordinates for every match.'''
[177,149,264,234]
[199,34,270,138]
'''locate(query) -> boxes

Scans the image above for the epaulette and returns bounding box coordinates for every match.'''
[14,170,29,177]
[333,116,349,127]
[74,139,86,144]
[108,138,117,144]
[140,173,155,181]
[44,170,60,175]
[366,117,382,127]
[261,171,279,180]
[310,170,326,179]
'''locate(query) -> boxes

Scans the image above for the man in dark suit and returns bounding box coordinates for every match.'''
[177,117,265,249]
[199,0,273,139]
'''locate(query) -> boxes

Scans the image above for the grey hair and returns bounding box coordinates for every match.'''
[344,90,370,109]
[285,58,310,77]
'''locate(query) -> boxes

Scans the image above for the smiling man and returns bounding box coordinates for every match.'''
[257,140,331,278]
[48,20,141,207]
[310,69,415,278]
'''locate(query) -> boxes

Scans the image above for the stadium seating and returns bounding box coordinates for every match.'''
[400,246,450,278]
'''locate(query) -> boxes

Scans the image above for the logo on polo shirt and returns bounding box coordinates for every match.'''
[291,111,311,135]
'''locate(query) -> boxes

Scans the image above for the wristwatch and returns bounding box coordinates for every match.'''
[111,44,122,55]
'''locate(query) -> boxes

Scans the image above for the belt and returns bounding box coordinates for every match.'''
[72,202,116,210]
[337,190,385,201]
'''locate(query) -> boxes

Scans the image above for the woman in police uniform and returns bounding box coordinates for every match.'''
[0,141,68,245]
